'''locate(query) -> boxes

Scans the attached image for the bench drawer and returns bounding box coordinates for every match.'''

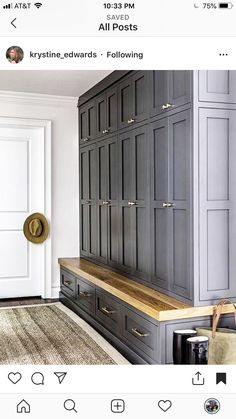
[61,269,76,298]
[75,277,95,316]
[96,290,120,334]
[121,306,158,361]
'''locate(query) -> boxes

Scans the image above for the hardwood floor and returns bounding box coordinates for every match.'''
[0,297,58,308]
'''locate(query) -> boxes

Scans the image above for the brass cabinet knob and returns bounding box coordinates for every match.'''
[127,118,135,124]
[83,137,90,142]
[102,201,110,205]
[162,202,168,208]
[101,306,115,315]
[102,129,110,134]
[167,202,175,208]
[85,200,91,204]
[161,103,173,110]
[64,280,71,286]
[131,327,149,338]
[79,291,92,297]
[128,201,137,206]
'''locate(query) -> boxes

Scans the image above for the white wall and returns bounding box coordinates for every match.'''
[0,92,79,297]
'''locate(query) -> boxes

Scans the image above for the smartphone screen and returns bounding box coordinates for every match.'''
[0,0,235,417]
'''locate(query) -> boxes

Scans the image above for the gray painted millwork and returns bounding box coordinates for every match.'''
[60,268,236,364]
[78,70,236,306]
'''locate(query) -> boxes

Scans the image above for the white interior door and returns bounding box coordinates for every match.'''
[0,125,47,298]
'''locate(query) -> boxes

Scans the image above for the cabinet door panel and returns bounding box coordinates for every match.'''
[199,70,236,103]
[80,107,88,142]
[134,206,149,276]
[88,102,96,139]
[80,149,88,200]
[133,71,148,123]
[88,204,97,257]
[120,133,132,201]
[199,108,236,303]
[150,71,168,117]
[97,205,108,261]
[88,146,97,201]
[107,87,117,133]
[169,71,191,109]
[169,110,191,299]
[80,204,88,255]
[151,119,168,202]
[120,206,133,271]
[151,208,170,290]
[108,205,119,265]
[98,143,107,201]
[97,94,107,137]
[119,76,133,128]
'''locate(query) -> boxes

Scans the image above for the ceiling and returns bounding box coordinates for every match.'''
[0,70,112,97]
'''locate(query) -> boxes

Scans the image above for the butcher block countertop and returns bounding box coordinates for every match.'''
[58,257,235,322]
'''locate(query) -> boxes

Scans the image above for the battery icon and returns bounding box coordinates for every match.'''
[219,2,233,7]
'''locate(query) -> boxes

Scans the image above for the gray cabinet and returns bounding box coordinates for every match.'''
[79,100,97,145]
[150,110,191,300]
[78,70,236,308]
[150,70,191,117]
[96,87,117,138]
[199,70,236,103]
[80,143,97,258]
[118,125,150,281]
[97,136,119,267]
[118,71,148,129]
[198,108,236,303]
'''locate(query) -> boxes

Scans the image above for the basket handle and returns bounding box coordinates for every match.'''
[212,299,236,338]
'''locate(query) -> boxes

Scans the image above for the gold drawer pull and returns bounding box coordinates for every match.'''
[64,280,72,286]
[128,201,137,207]
[161,103,173,110]
[131,327,149,338]
[101,306,115,315]
[167,202,175,208]
[80,291,92,297]
[162,202,168,208]
[102,201,110,205]
[127,118,135,124]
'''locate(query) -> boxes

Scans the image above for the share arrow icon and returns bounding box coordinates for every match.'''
[54,372,67,384]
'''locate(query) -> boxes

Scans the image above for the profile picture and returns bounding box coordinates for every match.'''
[204,398,220,414]
[6,45,24,64]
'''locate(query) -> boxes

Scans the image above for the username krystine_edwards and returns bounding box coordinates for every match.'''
[107,51,143,59]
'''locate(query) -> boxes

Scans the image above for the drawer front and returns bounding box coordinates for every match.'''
[121,307,157,361]
[75,277,95,316]
[61,269,76,298]
[96,290,120,334]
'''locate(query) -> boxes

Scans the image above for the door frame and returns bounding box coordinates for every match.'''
[0,117,52,299]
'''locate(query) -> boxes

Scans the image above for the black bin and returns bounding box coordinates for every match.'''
[173,329,197,364]
[186,336,209,364]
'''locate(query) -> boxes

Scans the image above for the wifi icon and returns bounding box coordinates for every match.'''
[34,2,42,8]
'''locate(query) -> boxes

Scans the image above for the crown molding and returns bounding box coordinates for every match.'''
[0,90,78,107]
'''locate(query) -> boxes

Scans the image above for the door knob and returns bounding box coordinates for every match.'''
[161,103,173,110]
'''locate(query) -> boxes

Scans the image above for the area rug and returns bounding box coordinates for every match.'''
[0,303,129,365]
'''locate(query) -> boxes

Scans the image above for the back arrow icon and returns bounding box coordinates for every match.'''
[11,18,17,28]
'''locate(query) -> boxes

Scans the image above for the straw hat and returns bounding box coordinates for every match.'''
[23,213,49,244]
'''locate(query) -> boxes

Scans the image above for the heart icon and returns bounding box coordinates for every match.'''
[8,372,22,384]
[158,400,172,412]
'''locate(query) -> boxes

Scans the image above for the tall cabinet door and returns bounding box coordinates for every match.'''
[199,108,236,303]
[97,136,118,266]
[118,72,148,129]
[79,100,97,145]
[80,143,97,258]
[118,126,150,281]
[150,71,191,118]
[150,118,170,291]
[96,87,118,138]
[169,110,191,300]
[150,110,191,298]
